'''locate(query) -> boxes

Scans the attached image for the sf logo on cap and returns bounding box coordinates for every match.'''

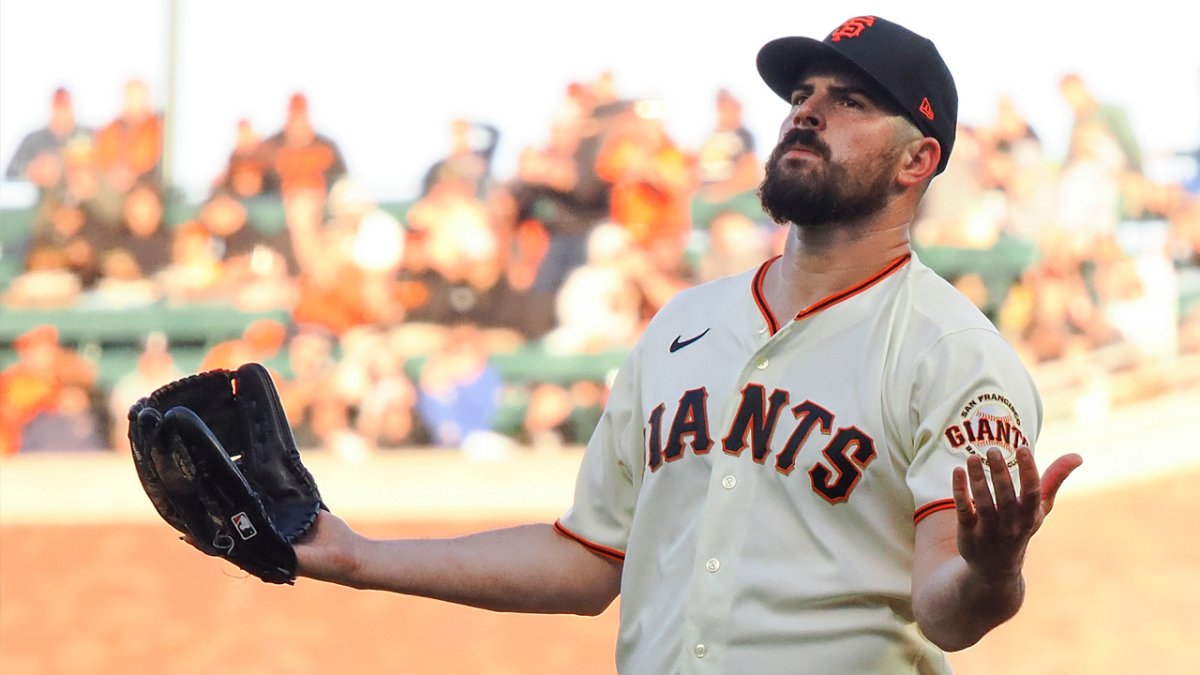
[830,16,875,42]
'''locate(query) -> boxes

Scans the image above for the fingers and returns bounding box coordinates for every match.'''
[1014,447,1042,524]
[952,465,976,528]
[987,449,1018,513]
[1040,452,1084,514]
[966,453,996,529]
[960,448,1082,525]
[959,449,1032,528]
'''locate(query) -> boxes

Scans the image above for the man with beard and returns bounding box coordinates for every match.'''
[291,17,1081,673]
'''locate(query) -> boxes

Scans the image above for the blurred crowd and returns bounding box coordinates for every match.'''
[2,72,1198,457]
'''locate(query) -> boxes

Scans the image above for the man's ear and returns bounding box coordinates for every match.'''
[896,137,940,188]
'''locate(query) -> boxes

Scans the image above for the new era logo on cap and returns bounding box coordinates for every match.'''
[756,15,959,174]
[920,98,935,120]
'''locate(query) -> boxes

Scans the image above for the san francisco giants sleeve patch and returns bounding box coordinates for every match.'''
[942,393,1028,466]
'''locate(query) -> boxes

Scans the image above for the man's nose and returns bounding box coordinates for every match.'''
[791,97,824,130]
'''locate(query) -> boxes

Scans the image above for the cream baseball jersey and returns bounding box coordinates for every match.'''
[556,252,1042,675]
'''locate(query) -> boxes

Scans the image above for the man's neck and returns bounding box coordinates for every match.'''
[762,217,911,321]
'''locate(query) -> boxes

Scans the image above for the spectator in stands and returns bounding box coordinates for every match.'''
[93,79,164,194]
[979,96,1042,190]
[521,381,575,452]
[328,178,406,277]
[541,223,642,355]
[3,246,82,309]
[1008,233,1119,363]
[156,220,225,303]
[978,96,1057,240]
[504,83,614,295]
[90,247,162,307]
[187,188,298,311]
[288,189,397,336]
[692,88,763,229]
[1060,73,1152,223]
[486,187,546,292]
[521,379,607,452]
[1170,192,1200,266]
[629,231,697,324]
[1056,121,1124,240]
[18,383,108,453]
[4,87,93,201]
[1092,237,1178,362]
[57,129,124,229]
[334,326,420,450]
[415,322,504,450]
[106,332,182,451]
[213,118,269,199]
[693,209,772,283]
[280,326,398,459]
[260,93,348,197]
[421,118,500,198]
[276,327,340,449]
[596,101,695,248]
[106,181,174,279]
[401,182,553,353]
[1181,304,1200,354]
[1059,73,1143,174]
[913,125,1012,250]
[199,318,288,373]
[199,188,299,273]
[0,325,98,455]
[27,200,108,288]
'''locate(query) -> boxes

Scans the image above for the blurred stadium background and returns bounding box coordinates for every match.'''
[1,1,1198,673]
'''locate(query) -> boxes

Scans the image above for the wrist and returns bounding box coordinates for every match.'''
[965,550,1026,587]
[962,562,1026,620]
[338,532,372,588]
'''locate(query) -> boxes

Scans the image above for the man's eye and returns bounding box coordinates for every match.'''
[842,97,864,108]
[790,94,808,106]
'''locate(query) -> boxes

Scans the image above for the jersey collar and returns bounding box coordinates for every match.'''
[751,252,913,336]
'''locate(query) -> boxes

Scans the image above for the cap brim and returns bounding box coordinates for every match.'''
[757,36,847,102]
[757,35,902,116]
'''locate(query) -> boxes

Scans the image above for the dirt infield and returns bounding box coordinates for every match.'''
[2,467,1197,675]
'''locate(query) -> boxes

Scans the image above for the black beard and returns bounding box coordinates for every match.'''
[758,128,894,228]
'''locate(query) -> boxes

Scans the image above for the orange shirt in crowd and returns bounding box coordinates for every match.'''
[93,115,164,182]
[596,137,693,245]
[291,264,381,337]
[0,327,97,455]
[272,143,339,195]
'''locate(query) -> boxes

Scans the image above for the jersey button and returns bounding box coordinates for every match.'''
[756,358,769,370]
[694,643,707,659]
[721,475,736,489]
[705,558,720,572]
[757,324,767,335]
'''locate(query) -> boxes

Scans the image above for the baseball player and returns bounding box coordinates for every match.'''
[295,16,1082,674]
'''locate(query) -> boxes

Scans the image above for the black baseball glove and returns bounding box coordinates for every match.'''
[128,363,324,584]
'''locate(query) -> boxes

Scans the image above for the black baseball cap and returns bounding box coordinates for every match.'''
[757,15,958,174]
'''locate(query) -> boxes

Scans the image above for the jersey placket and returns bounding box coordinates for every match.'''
[675,316,800,673]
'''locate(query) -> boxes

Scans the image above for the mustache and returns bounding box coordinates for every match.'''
[773,128,830,161]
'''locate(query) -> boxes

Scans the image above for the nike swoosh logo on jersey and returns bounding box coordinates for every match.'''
[669,328,710,353]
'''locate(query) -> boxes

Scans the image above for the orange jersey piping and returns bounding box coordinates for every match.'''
[750,253,913,334]
[553,520,626,562]
[913,498,956,524]
[751,255,783,335]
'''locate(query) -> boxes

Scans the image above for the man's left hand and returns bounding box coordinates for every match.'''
[952,447,1083,579]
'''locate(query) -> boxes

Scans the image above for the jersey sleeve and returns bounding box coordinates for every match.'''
[555,346,647,560]
[901,328,1043,522]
